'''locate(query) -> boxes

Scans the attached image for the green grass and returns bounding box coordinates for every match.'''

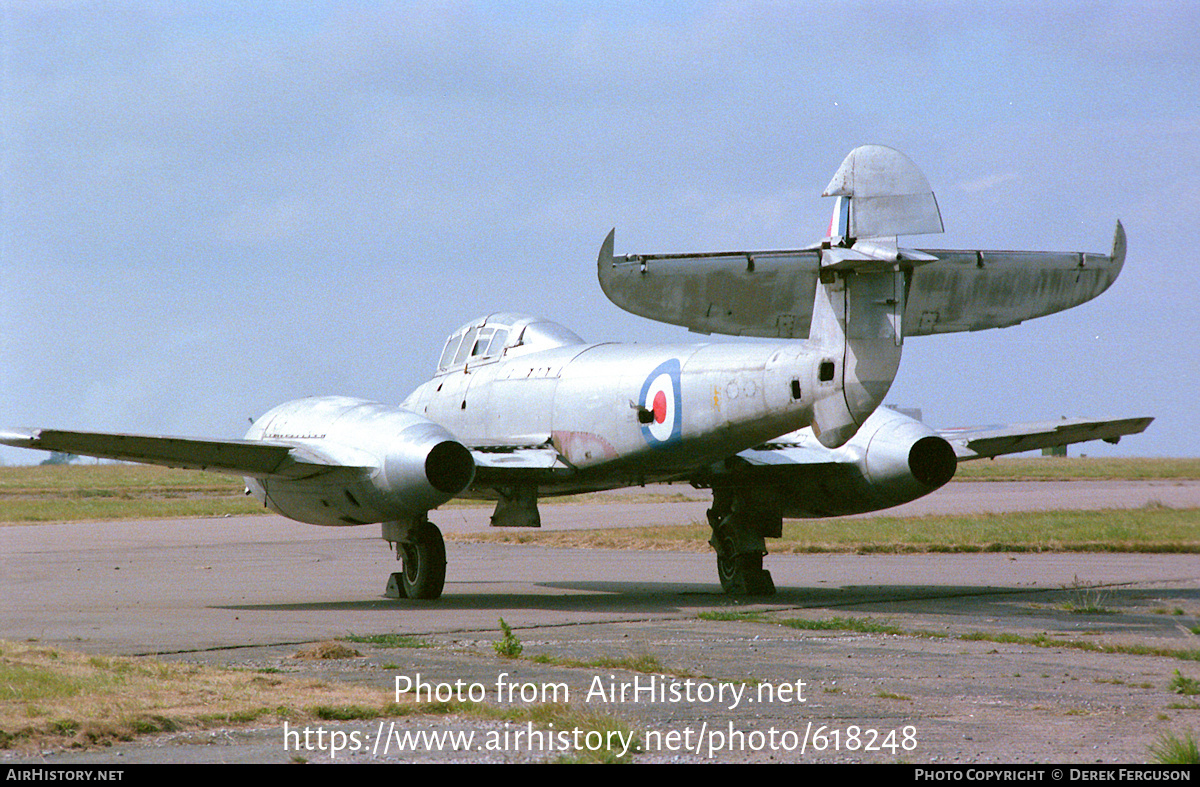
[5,458,1199,526]
[460,507,1200,554]
[699,613,1200,663]
[1148,729,1200,764]
[1170,670,1200,696]
[777,616,906,635]
[0,464,265,523]
[528,652,670,675]
[342,634,428,649]
[953,457,1200,481]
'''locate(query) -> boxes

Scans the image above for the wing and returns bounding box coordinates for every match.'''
[940,416,1154,461]
[598,223,1126,339]
[689,408,1153,518]
[0,428,370,481]
[1,426,575,489]
[597,229,820,338]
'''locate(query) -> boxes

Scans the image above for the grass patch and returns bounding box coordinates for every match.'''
[343,634,428,649]
[451,507,1200,554]
[493,618,523,659]
[0,464,266,523]
[777,616,905,635]
[699,614,1200,663]
[698,610,769,623]
[529,652,671,675]
[1062,575,1115,615]
[958,632,1200,661]
[0,640,417,752]
[953,457,1200,481]
[501,703,641,764]
[293,641,361,660]
[0,640,643,762]
[1148,729,1200,764]
[1171,671,1200,696]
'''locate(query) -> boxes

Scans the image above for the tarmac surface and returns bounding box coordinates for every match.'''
[3,479,1199,764]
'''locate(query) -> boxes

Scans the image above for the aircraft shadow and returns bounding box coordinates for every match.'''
[213,581,1191,618]
[214,584,1200,644]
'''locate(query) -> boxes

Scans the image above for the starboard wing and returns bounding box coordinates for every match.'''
[939,416,1153,461]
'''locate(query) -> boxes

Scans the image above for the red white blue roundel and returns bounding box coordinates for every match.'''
[639,359,682,447]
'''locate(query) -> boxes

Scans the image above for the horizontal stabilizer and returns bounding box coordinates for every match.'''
[0,428,369,481]
[940,416,1153,461]
[598,223,1126,339]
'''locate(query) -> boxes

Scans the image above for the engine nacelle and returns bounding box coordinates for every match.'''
[243,396,475,527]
[778,407,957,518]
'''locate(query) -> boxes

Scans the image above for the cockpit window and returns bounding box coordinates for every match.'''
[471,327,495,357]
[452,327,479,365]
[438,334,464,370]
[436,314,583,374]
[485,329,508,356]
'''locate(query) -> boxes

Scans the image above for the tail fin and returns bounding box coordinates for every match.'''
[822,145,943,242]
[812,146,931,447]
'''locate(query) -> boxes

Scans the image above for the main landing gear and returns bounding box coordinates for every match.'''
[383,517,446,600]
[706,485,780,596]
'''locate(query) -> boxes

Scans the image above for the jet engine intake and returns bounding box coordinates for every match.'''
[770,408,958,518]
[907,435,958,489]
[244,397,475,527]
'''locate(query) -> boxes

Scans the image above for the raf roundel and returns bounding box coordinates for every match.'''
[639,359,682,447]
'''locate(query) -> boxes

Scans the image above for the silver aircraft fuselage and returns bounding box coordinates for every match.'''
[402,331,831,492]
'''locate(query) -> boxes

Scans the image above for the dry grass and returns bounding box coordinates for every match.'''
[953,456,1200,481]
[450,507,1200,553]
[0,464,265,524]
[0,640,411,752]
[4,457,1197,525]
[292,641,362,660]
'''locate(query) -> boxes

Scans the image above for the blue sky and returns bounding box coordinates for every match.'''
[2,1,1197,461]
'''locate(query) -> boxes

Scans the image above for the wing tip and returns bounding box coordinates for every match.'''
[0,428,39,447]
[597,227,616,289]
[1112,220,1126,267]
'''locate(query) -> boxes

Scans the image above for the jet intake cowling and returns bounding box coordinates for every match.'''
[777,408,957,518]
[379,420,476,513]
[245,397,475,527]
[860,412,957,504]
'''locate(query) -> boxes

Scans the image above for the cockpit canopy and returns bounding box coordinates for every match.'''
[435,313,584,374]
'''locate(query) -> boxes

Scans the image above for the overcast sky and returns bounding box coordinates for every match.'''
[2,1,1197,463]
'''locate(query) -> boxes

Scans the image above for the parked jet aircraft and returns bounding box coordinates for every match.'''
[1,146,1149,599]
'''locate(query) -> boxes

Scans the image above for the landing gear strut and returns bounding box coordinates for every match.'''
[706,485,780,596]
[384,517,446,600]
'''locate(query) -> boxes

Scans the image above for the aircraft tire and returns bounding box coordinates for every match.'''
[717,552,775,597]
[400,522,447,600]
